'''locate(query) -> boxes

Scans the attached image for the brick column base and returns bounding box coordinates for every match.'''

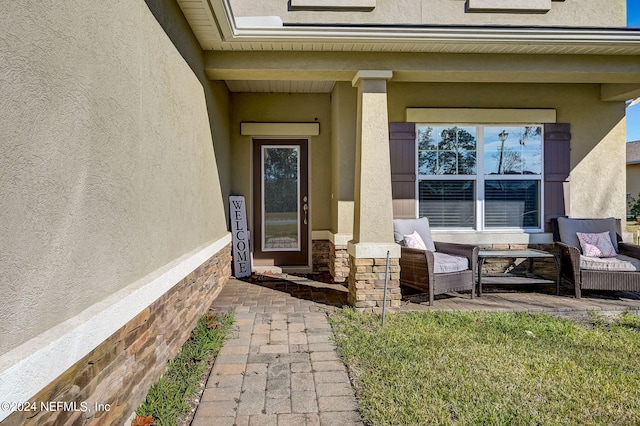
[348,256,401,313]
[312,240,331,273]
[330,241,349,283]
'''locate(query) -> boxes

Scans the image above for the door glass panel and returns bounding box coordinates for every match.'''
[262,146,300,251]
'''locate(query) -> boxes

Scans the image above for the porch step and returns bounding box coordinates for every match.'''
[252,265,283,274]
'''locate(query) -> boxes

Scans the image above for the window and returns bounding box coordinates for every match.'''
[417,124,544,230]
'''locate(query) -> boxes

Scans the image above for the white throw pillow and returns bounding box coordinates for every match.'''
[576,231,617,258]
[403,231,427,250]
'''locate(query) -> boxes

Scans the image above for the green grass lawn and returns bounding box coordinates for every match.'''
[135,310,234,426]
[329,309,640,425]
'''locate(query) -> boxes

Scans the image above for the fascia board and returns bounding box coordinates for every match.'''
[207,0,236,40]
[233,26,640,46]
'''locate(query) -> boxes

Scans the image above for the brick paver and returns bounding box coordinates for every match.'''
[400,284,640,315]
[191,276,362,426]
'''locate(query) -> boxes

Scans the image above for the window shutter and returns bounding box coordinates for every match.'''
[389,122,417,219]
[544,123,571,232]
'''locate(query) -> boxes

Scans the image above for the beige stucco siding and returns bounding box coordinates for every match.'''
[331,82,357,234]
[565,88,626,220]
[629,164,640,201]
[230,93,332,232]
[422,0,624,27]
[230,0,624,27]
[0,1,229,354]
[388,81,626,221]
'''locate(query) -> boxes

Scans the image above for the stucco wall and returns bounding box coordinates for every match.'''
[230,93,332,232]
[0,0,229,354]
[230,0,625,27]
[421,0,624,27]
[387,82,627,222]
[330,82,357,235]
[566,87,626,220]
[628,164,640,202]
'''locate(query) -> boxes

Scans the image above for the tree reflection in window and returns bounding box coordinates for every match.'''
[484,126,542,175]
[418,126,477,175]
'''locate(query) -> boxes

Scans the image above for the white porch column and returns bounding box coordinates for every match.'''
[347,70,401,311]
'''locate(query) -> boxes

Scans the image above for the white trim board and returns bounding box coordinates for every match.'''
[467,0,551,13]
[311,230,353,247]
[433,231,553,245]
[290,0,376,10]
[0,233,231,422]
[406,108,557,124]
[241,122,320,136]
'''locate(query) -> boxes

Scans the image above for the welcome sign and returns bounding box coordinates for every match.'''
[229,196,252,278]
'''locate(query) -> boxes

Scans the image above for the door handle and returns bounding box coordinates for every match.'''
[303,203,308,225]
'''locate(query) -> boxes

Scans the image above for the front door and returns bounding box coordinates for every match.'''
[252,139,309,267]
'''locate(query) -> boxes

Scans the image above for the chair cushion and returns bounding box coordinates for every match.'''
[579,254,640,272]
[434,252,469,274]
[393,218,436,252]
[403,231,427,250]
[557,217,619,254]
[576,231,617,258]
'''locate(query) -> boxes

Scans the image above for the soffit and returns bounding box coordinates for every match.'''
[176,0,223,49]
[207,40,640,55]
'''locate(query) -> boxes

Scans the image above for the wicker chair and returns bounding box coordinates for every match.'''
[554,217,640,298]
[393,218,478,305]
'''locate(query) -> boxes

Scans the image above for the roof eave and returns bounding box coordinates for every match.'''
[206,0,640,54]
[235,25,640,45]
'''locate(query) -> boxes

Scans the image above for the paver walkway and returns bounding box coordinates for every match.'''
[191,276,362,426]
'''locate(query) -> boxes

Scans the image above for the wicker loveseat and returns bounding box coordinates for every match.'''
[393,218,478,305]
[555,217,640,298]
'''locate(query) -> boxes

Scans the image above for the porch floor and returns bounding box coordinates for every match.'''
[257,273,640,315]
[400,287,640,316]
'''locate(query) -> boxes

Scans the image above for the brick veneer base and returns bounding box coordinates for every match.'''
[330,242,349,283]
[348,255,401,313]
[312,240,331,273]
[2,244,232,426]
